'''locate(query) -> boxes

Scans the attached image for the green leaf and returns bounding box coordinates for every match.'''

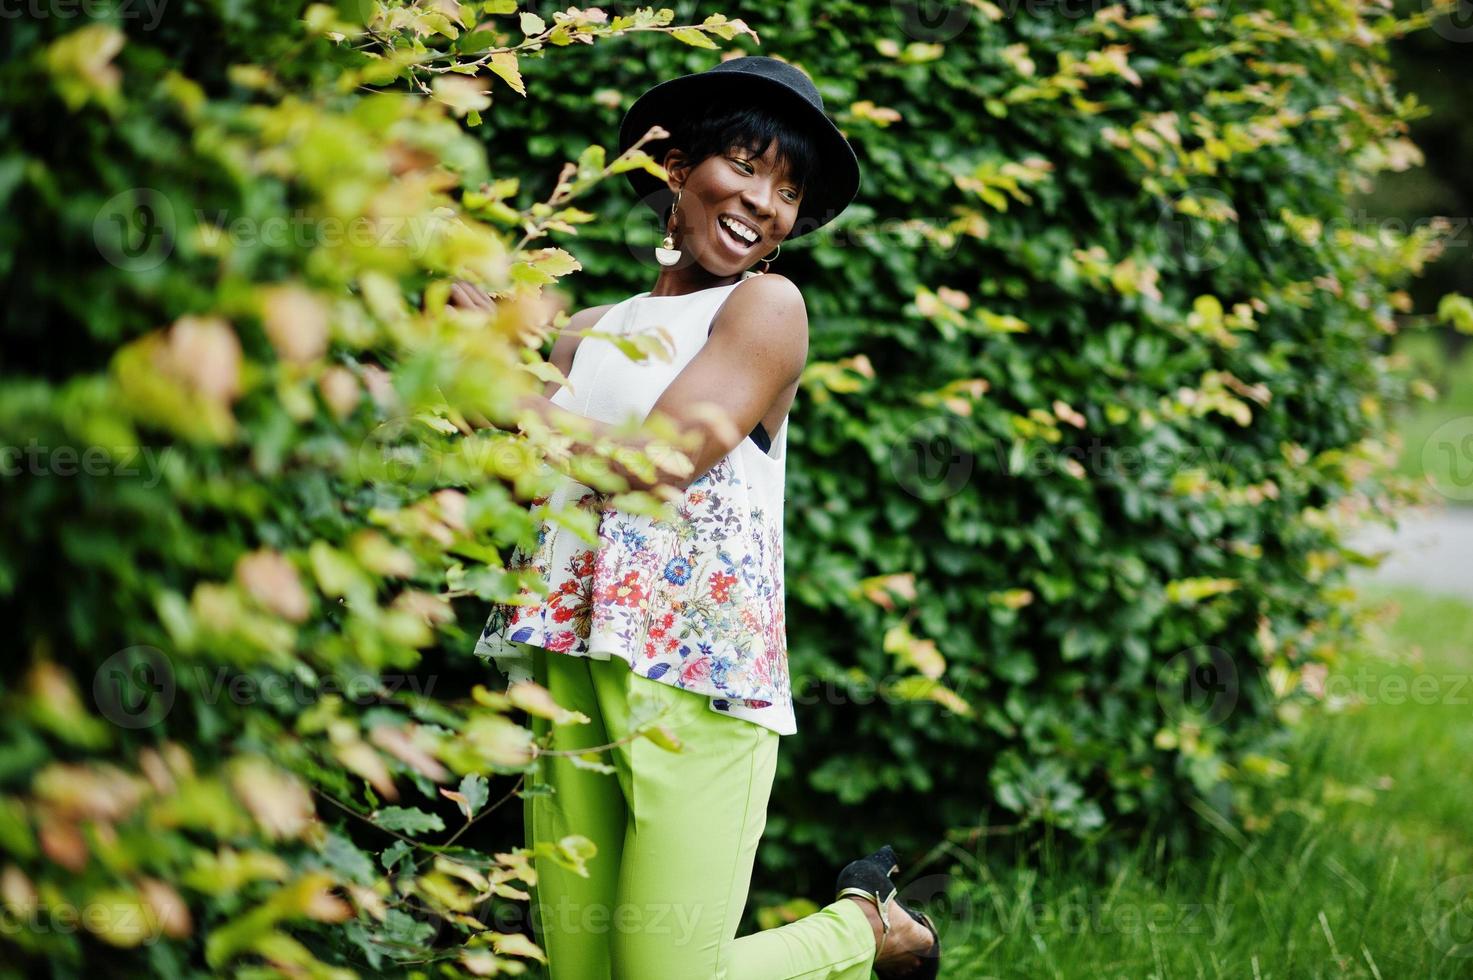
[1437,293,1473,334]
[457,29,498,54]
[381,839,414,871]
[0,796,37,859]
[458,773,490,815]
[319,830,378,885]
[577,144,606,177]
[372,806,446,835]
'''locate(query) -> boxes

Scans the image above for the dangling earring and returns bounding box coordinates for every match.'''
[655,189,683,267]
[758,242,781,275]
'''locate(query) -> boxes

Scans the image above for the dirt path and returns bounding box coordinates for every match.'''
[1343,503,1473,600]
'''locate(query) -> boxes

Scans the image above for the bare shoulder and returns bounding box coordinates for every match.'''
[548,301,616,366]
[558,301,619,341]
[720,272,808,324]
[707,273,809,385]
[565,301,619,330]
[542,301,616,396]
[711,274,809,343]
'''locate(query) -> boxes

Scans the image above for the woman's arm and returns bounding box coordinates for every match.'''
[511,391,696,497]
[637,273,807,490]
[446,282,672,492]
[447,276,806,496]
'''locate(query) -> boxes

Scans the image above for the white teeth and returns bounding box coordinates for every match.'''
[720,216,758,244]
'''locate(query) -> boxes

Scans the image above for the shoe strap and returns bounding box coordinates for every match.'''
[836,885,896,932]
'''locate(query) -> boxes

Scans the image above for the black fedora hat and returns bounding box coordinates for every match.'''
[617,55,862,242]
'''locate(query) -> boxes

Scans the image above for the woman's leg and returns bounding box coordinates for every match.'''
[718,899,878,980]
[523,645,628,980]
[584,655,877,980]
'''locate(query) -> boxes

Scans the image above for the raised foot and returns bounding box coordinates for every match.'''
[843,893,934,977]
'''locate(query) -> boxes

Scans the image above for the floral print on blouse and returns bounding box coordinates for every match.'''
[475,452,795,735]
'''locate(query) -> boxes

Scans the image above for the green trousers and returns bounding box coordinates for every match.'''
[522,644,879,979]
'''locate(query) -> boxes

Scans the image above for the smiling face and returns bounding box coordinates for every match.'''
[657,136,807,284]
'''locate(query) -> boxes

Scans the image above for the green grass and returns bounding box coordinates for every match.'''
[1388,335,1473,493]
[935,585,1473,979]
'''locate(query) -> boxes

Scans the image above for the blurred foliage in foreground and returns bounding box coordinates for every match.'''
[0,1,753,974]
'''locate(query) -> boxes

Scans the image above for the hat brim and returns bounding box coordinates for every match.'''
[618,72,861,242]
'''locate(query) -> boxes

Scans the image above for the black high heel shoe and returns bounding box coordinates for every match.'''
[834,844,941,980]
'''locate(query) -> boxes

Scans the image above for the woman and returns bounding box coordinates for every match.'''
[466,56,943,979]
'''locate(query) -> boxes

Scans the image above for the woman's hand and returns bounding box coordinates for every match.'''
[437,280,499,433]
[447,279,495,312]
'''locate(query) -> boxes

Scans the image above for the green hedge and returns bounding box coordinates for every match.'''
[466,0,1444,879]
[0,0,1450,974]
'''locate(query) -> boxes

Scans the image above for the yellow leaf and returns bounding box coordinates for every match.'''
[643,723,684,752]
[334,740,398,802]
[884,676,973,716]
[850,100,903,126]
[462,714,537,768]
[371,725,450,781]
[490,930,548,963]
[670,27,717,48]
[882,623,947,679]
[432,75,490,116]
[228,757,315,841]
[459,950,501,976]
[488,52,525,97]
[855,572,917,610]
[507,680,591,725]
[435,855,490,893]
[988,588,1035,609]
[555,834,596,873]
[81,889,158,947]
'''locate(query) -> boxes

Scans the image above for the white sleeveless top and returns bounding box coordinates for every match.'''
[474,278,797,735]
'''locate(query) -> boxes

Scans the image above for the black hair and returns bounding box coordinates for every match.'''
[665,97,819,205]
